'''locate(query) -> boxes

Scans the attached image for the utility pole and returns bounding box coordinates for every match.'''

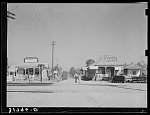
[50,41,56,80]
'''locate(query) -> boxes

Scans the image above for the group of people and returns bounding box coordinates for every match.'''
[74,72,81,83]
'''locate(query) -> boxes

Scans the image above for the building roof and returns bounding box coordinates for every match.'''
[92,61,124,66]
[15,63,48,68]
[8,65,16,72]
[124,64,143,69]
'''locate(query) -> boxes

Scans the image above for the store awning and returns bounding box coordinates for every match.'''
[124,64,143,69]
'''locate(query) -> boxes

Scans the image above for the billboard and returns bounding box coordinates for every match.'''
[24,57,38,63]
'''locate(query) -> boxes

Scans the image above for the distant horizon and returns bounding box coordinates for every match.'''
[7,3,147,71]
[7,54,147,71]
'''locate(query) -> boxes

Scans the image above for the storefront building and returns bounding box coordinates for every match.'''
[123,63,143,77]
[7,57,49,81]
[87,55,125,80]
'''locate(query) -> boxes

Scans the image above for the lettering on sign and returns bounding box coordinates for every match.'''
[24,57,38,63]
[99,55,117,62]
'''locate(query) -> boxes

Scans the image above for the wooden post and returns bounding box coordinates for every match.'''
[33,68,35,78]
[25,68,26,80]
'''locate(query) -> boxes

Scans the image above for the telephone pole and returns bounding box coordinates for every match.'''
[50,41,56,80]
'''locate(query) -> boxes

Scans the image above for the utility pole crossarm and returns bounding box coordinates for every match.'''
[7,11,15,16]
[7,11,16,20]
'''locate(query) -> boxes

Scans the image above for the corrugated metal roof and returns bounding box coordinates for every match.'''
[93,61,124,66]
[15,63,48,68]
[124,64,143,69]
[8,65,16,72]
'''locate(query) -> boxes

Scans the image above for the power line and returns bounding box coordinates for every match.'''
[11,3,23,12]
[15,3,22,9]
[30,4,42,24]
[30,4,49,37]
[34,4,45,26]
[34,4,50,37]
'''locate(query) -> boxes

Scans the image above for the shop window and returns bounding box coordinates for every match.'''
[35,68,39,75]
[132,71,136,75]
[102,68,105,74]
[29,69,33,75]
[10,72,14,75]
[18,69,24,74]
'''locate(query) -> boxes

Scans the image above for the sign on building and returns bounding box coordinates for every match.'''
[89,66,98,69]
[99,55,117,62]
[24,57,38,63]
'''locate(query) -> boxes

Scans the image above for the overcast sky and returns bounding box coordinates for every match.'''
[7,3,147,71]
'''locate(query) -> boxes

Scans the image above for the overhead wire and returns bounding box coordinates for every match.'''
[34,4,50,38]
[30,4,42,24]
[11,3,23,12]
[34,4,46,26]
[30,4,49,36]
[33,4,57,66]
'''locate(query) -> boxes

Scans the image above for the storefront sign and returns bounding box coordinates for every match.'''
[89,66,98,69]
[115,66,123,70]
[24,57,38,63]
[99,55,117,62]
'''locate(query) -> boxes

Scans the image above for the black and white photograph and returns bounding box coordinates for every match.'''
[4,2,148,113]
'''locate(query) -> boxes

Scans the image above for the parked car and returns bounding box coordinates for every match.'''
[81,75,92,81]
[125,75,132,83]
[132,76,147,83]
[112,75,125,83]
[102,77,110,81]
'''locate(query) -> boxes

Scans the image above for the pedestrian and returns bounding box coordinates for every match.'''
[78,73,81,83]
[28,73,30,83]
[74,73,78,83]
[95,74,98,81]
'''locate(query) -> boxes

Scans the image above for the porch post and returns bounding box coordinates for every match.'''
[105,67,107,76]
[15,68,18,81]
[25,68,26,80]
[33,68,35,77]
[129,69,130,76]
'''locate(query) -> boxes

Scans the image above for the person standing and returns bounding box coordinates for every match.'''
[74,73,78,83]
[78,73,81,83]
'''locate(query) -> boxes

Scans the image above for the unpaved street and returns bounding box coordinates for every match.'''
[7,78,147,107]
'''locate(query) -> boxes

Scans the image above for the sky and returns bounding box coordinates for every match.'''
[7,3,147,71]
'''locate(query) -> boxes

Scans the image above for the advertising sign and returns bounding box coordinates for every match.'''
[24,57,38,63]
[99,55,117,62]
[89,66,98,69]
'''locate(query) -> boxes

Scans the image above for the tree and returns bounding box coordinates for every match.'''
[62,71,69,80]
[86,59,95,66]
[53,64,62,76]
[69,67,75,78]
[54,64,59,71]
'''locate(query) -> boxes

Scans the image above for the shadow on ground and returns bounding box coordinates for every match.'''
[7,83,54,86]
[7,90,54,93]
[77,83,146,91]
